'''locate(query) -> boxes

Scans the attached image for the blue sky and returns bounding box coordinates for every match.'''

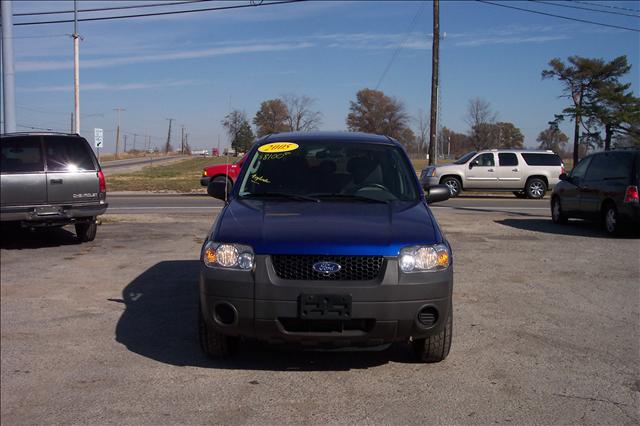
[6,0,640,153]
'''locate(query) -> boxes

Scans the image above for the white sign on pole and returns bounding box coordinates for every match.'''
[94,128,104,148]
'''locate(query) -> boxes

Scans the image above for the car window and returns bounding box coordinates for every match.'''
[237,141,419,202]
[453,151,477,164]
[603,152,633,182]
[570,156,592,180]
[472,153,495,167]
[521,153,562,166]
[498,153,518,167]
[0,136,44,173]
[44,136,96,172]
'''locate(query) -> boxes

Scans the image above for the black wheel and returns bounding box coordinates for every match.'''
[525,178,547,199]
[75,218,97,242]
[603,203,620,236]
[412,306,452,363]
[212,176,233,194]
[513,191,527,199]
[199,306,238,358]
[551,196,568,224]
[441,177,462,198]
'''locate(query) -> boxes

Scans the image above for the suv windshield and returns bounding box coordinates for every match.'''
[453,151,477,164]
[238,141,419,202]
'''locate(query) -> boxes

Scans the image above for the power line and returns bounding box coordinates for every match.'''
[15,1,207,16]
[572,1,640,14]
[476,0,640,32]
[14,0,305,27]
[375,1,426,90]
[529,0,640,18]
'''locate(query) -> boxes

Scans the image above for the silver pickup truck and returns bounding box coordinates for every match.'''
[1,133,108,242]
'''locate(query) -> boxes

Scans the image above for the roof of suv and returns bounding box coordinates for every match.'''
[479,149,556,154]
[1,132,81,138]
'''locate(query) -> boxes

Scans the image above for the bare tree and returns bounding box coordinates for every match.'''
[416,109,429,154]
[465,98,498,150]
[281,94,323,132]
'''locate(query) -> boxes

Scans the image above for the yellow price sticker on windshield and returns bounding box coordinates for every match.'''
[258,142,299,153]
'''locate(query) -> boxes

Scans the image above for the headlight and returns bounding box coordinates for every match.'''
[203,242,254,270]
[399,244,450,272]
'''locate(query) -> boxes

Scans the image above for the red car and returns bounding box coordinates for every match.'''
[200,154,247,190]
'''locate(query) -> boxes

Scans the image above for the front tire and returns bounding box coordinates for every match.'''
[441,177,462,198]
[412,307,452,363]
[212,176,233,194]
[551,197,568,224]
[199,307,238,359]
[525,178,547,199]
[75,218,97,242]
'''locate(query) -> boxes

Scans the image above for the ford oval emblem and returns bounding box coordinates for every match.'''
[312,261,341,274]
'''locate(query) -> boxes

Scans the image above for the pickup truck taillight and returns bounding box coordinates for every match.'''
[624,185,639,204]
[98,170,106,195]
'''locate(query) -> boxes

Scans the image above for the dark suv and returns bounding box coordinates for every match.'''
[199,132,453,362]
[551,148,639,235]
[0,133,107,242]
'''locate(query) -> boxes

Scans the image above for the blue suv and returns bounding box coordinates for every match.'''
[199,132,453,362]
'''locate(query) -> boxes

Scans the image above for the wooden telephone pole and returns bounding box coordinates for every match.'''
[428,0,440,166]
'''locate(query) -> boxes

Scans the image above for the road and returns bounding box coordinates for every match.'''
[2,200,638,424]
[105,193,552,216]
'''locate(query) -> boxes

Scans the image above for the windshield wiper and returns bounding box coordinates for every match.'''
[240,192,320,202]
[312,193,390,204]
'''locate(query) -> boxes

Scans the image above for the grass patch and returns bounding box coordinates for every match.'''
[107,157,238,192]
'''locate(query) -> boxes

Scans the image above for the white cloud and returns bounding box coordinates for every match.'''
[19,79,198,92]
[455,35,570,47]
[16,42,314,71]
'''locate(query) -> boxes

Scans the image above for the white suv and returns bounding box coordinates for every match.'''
[420,149,564,199]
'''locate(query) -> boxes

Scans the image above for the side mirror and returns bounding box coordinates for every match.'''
[426,184,450,204]
[559,173,569,181]
[207,180,230,201]
[469,162,476,170]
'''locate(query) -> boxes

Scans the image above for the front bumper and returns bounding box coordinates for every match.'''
[200,255,453,346]
[200,176,210,186]
[0,201,108,223]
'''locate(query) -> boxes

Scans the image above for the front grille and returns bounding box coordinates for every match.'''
[271,255,384,281]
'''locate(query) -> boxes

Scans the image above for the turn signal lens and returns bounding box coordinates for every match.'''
[203,170,208,177]
[204,247,217,266]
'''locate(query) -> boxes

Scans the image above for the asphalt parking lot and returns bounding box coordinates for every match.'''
[1,205,639,425]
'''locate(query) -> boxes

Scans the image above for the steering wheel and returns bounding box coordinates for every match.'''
[356,183,390,192]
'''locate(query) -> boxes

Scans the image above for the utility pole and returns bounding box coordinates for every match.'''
[428,0,440,166]
[1,0,17,133]
[113,107,125,159]
[165,118,174,154]
[133,133,137,151]
[72,0,80,134]
[181,125,185,154]
[123,134,128,153]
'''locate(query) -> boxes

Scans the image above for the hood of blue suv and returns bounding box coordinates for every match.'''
[213,199,441,256]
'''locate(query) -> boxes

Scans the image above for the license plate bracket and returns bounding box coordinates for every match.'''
[298,294,352,319]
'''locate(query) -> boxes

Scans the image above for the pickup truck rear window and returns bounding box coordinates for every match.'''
[1,136,44,173]
[521,153,562,166]
[44,136,96,172]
